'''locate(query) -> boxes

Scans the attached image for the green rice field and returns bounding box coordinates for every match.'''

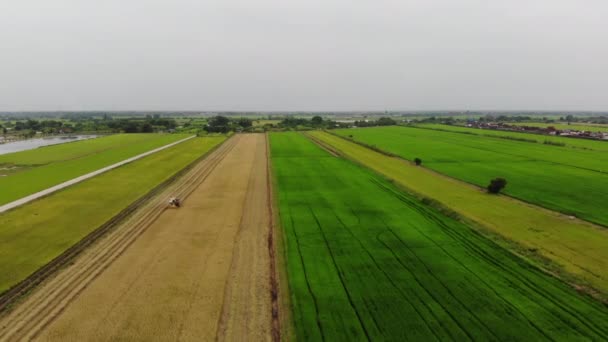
[271,132,608,341]
[0,134,189,205]
[334,126,608,227]
[0,136,224,294]
[413,124,608,151]
[311,131,608,295]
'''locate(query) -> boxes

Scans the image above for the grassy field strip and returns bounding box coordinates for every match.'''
[0,136,225,295]
[0,134,191,205]
[0,135,195,214]
[311,131,608,296]
[413,123,608,152]
[0,134,138,165]
[334,126,608,227]
[271,132,608,340]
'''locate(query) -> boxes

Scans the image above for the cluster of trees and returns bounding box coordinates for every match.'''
[205,116,252,133]
[5,119,74,134]
[353,117,397,127]
[278,116,348,129]
[1,116,178,135]
[103,117,178,133]
[558,115,608,124]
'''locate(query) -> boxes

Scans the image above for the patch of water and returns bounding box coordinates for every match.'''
[0,135,99,155]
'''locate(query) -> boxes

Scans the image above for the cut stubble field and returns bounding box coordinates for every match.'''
[0,134,275,341]
[271,132,608,341]
[0,136,225,296]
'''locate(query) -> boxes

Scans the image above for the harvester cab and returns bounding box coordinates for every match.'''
[169,197,181,208]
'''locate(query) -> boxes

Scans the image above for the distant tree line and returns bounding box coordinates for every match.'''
[2,117,178,134]
[353,117,397,127]
[105,118,178,133]
[4,120,75,135]
[205,116,252,133]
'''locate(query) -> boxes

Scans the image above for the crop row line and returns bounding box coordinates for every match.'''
[372,178,606,338]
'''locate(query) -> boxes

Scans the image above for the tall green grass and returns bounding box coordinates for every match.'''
[334,126,608,227]
[271,132,608,340]
[0,134,189,205]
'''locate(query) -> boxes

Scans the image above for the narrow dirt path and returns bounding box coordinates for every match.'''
[0,134,275,341]
[215,134,273,341]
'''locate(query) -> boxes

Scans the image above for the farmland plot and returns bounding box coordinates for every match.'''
[312,131,608,294]
[0,134,273,341]
[414,123,608,152]
[0,137,224,295]
[0,133,189,205]
[271,132,608,341]
[334,126,608,226]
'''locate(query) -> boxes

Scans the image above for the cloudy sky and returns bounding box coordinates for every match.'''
[0,0,606,111]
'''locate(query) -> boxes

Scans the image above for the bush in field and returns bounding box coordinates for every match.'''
[487,178,507,194]
[544,140,566,147]
[414,158,422,166]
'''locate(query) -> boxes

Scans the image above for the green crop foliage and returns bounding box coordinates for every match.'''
[0,134,190,205]
[311,131,608,295]
[0,136,225,294]
[414,124,608,151]
[333,126,608,227]
[271,132,608,341]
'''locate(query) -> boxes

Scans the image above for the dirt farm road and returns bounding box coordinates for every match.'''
[0,134,274,341]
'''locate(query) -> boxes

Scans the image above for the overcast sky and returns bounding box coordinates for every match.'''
[0,0,607,111]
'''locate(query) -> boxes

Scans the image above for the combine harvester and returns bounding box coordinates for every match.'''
[168,197,181,208]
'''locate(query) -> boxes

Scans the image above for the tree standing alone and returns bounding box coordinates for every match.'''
[487,178,507,194]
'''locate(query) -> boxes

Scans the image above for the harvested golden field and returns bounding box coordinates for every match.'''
[0,134,274,341]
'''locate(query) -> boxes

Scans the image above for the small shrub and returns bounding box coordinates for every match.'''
[414,158,422,166]
[543,140,566,147]
[487,177,507,194]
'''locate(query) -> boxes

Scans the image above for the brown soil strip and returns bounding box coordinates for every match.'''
[214,133,274,341]
[0,136,270,341]
[266,133,282,342]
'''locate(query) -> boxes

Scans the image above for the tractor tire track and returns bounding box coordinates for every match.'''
[331,209,444,342]
[308,206,372,342]
[372,178,607,339]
